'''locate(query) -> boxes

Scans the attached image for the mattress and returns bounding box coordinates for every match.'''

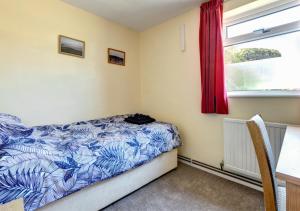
[0,115,181,211]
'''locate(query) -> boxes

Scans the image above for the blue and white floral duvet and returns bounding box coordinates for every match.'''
[0,115,181,211]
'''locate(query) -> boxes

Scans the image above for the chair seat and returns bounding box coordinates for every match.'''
[278,186,286,211]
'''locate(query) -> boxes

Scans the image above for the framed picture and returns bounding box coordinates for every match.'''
[58,35,85,58]
[108,48,125,66]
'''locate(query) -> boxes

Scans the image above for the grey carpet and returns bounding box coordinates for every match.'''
[103,163,264,211]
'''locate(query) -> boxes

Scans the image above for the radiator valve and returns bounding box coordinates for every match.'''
[220,160,224,171]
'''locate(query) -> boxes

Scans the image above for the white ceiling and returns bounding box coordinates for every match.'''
[63,0,204,31]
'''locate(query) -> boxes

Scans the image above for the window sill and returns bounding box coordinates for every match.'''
[227,91,300,98]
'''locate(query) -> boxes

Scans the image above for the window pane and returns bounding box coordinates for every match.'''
[225,31,300,92]
[227,5,300,38]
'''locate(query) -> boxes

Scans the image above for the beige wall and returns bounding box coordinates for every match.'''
[140,7,300,167]
[0,0,140,125]
[224,0,256,11]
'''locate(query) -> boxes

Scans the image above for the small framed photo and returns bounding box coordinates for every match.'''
[58,35,85,58]
[108,48,125,66]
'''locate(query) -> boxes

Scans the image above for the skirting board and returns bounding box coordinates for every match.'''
[178,159,263,192]
[39,149,178,211]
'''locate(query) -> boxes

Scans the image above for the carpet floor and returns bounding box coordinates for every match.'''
[103,163,264,211]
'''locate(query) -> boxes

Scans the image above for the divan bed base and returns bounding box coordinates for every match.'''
[38,149,178,211]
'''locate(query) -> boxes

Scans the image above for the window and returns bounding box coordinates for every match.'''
[224,2,300,96]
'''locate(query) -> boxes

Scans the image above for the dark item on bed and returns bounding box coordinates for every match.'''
[124,114,155,125]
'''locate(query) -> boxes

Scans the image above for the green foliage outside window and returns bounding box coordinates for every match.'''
[225,47,282,91]
[225,48,282,64]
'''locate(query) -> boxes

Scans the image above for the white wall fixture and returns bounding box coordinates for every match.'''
[180,24,186,52]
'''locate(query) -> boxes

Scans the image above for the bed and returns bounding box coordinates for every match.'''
[0,114,181,211]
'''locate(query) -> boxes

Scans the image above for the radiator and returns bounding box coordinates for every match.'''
[223,118,287,180]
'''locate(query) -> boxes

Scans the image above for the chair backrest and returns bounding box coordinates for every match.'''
[247,115,278,211]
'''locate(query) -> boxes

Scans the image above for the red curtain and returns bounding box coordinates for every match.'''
[199,0,228,114]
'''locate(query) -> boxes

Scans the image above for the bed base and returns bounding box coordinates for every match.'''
[39,149,178,211]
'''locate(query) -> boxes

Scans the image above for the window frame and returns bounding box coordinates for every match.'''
[224,1,300,97]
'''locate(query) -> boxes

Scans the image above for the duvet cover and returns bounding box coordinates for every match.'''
[0,115,181,211]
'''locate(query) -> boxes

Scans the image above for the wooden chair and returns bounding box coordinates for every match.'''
[247,115,286,211]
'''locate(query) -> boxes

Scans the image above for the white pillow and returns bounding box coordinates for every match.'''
[0,113,22,125]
